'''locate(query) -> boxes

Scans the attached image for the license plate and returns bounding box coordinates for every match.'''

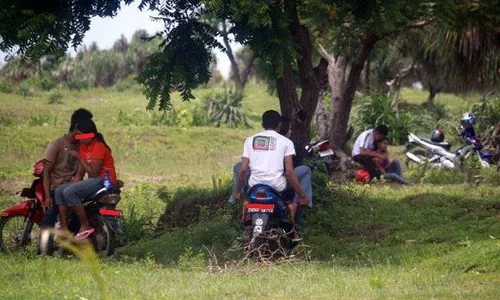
[245,203,274,213]
[99,208,124,219]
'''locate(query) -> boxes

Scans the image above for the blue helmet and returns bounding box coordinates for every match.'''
[460,112,475,126]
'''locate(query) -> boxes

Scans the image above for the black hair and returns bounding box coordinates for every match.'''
[374,137,389,152]
[374,124,389,136]
[262,110,281,130]
[75,120,112,152]
[69,108,93,132]
[279,117,291,136]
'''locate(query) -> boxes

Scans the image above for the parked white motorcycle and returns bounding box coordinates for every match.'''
[405,133,493,169]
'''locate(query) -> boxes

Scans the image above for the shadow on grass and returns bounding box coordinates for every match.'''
[117,183,500,271]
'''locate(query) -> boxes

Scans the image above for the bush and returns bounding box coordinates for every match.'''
[17,82,33,97]
[121,203,155,243]
[47,90,64,104]
[0,81,13,93]
[116,110,148,126]
[156,183,232,229]
[471,96,500,133]
[205,89,249,128]
[114,77,141,92]
[352,93,437,144]
[65,78,89,90]
[28,114,58,126]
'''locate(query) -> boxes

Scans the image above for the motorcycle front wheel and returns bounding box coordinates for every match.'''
[0,215,33,252]
[405,150,429,167]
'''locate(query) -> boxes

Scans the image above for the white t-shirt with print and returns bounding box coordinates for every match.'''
[243,130,295,192]
[352,129,375,156]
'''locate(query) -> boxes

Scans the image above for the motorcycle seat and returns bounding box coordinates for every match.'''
[421,138,452,150]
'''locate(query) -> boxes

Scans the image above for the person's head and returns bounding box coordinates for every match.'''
[376,137,389,153]
[374,124,389,142]
[69,108,93,132]
[279,117,292,138]
[74,120,97,145]
[262,110,282,131]
[74,120,112,151]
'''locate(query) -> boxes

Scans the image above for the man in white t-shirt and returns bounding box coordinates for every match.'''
[234,110,309,227]
[352,125,389,180]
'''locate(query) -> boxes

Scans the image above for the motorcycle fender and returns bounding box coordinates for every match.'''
[252,213,269,234]
[1,200,34,217]
[102,217,123,234]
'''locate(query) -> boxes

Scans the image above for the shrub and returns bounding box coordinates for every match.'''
[28,114,58,126]
[121,203,155,243]
[38,76,55,91]
[471,96,500,133]
[116,110,148,126]
[18,82,33,97]
[114,77,141,92]
[156,183,232,229]
[0,81,13,93]
[65,78,90,90]
[352,93,437,144]
[47,90,64,104]
[150,109,179,126]
[205,89,249,128]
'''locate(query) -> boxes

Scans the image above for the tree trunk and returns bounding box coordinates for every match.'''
[329,34,378,150]
[315,89,328,139]
[281,0,327,151]
[221,21,242,88]
[364,58,370,93]
[427,81,440,104]
[238,52,256,90]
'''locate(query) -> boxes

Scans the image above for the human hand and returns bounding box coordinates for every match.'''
[68,150,80,159]
[235,192,242,202]
[298,195,308,206]
[43,195,53,213]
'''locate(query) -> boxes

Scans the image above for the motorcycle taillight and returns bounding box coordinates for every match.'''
[256,192,268,200]
[318,141,331,151]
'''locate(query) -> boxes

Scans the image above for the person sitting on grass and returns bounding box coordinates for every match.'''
[55,120,118,239]
[373,137,412,185]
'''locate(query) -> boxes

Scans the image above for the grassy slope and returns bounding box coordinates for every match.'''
[1,85,499,299]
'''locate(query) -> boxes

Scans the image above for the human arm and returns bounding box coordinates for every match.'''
[284,156,308,205]
[235,158,249,202]
[373,157,387,174]
[360,147,388,159]
[42,161,54,211]
[69,150,103,178]
[72,164,85,182]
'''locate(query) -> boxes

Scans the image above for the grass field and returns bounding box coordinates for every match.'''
[0,84,499,299]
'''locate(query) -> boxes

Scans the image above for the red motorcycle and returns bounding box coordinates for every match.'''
[0,160,124,256]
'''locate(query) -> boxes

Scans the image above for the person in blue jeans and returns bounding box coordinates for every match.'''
[231,111,312,240]
[41,108,94,231]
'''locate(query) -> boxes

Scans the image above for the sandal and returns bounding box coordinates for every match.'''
[76,228,95,240]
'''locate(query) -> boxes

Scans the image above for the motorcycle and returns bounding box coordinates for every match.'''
[304,139,335,174]
[0,160,124,256]
[240,139,333,258]
[405,133,494,169]
[242,185,297,259]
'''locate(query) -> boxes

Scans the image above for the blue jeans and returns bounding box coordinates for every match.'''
[55,177,104,206]
[231,163,313,226]
[383,159,413,185]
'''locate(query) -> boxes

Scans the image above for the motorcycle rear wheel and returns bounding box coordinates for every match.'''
[91,215,116,256]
